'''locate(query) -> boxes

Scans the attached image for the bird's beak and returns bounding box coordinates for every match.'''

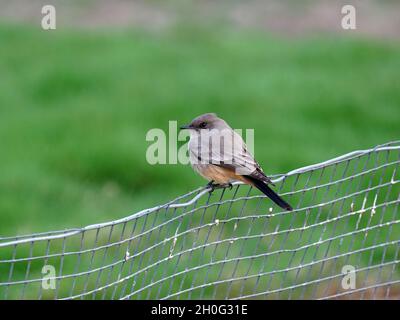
[180,124,192,130]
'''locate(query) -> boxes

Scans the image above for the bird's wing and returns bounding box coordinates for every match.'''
[190,129,274,185]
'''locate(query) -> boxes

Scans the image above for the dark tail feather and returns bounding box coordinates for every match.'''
[245,176,293,211]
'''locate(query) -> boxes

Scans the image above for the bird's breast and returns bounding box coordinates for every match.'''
[191,163,245,184]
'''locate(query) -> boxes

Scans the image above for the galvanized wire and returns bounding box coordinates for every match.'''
[0,141,399,300]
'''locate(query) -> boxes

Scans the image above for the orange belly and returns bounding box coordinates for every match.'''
[192,164,248,184]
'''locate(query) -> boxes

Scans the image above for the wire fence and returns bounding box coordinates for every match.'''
[0,141,399,300]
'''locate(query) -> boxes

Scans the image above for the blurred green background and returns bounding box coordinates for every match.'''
[0,0,399,299]
[1,0,399,236]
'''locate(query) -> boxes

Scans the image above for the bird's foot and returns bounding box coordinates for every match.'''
[206,181,233,193]
[206,180,215,188]
[206,181,218,193]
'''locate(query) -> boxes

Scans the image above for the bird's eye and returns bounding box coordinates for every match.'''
[199,122,207,128]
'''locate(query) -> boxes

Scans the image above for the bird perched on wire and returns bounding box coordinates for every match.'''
[180,113,293,211]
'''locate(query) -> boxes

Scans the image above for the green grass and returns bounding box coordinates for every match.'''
[0,24,399,299]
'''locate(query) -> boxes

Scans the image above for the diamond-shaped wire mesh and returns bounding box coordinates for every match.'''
[0,141,399,300]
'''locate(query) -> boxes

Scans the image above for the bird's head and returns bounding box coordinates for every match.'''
[180,113,228,131]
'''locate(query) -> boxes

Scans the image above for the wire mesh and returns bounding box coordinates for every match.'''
[0,141,399,300]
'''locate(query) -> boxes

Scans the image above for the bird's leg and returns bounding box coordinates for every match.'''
[206,180,217,193]
[206,181,233,193]
[206,180,227,193]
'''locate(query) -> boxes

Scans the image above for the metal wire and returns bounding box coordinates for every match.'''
[0,141,399,300]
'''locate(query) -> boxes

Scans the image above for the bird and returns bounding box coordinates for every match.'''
[180,113,293,211]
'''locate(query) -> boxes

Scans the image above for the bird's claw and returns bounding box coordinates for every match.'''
[207,181,217,193]
[206,181,233,193]
[206,180,215,188]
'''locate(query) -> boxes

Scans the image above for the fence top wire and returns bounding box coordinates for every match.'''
[1,140,399,248]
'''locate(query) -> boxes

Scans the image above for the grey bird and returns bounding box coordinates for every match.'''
[180,113,293,211]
